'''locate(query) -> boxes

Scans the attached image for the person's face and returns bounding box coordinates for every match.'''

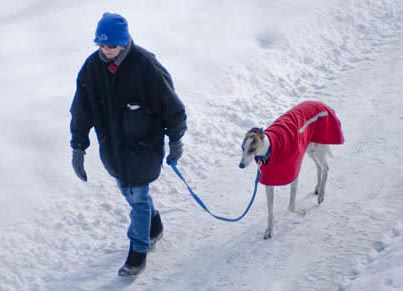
[99,44,123,60]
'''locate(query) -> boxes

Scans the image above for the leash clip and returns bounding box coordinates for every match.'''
[257,160,263,170]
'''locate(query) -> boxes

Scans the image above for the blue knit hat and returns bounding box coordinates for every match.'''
[94,13,130,47]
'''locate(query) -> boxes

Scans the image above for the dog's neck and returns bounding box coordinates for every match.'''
[255,134,271,161]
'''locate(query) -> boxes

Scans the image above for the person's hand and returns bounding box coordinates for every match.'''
[72,149,88,182]
[166,140,183,165]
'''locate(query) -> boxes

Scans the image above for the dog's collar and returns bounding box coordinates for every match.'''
[255,147,271,163]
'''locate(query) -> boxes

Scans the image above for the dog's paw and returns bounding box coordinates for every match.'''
[295,208,307,216]
[263,230,272,239]
[318,196,324,204]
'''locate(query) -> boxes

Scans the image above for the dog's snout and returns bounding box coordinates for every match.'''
[239,162,245,169]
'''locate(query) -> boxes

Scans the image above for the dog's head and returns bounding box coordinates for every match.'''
[239,127,266,169]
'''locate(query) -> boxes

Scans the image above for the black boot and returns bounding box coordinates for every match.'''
[118,247,147,277]
[150,210,163,249]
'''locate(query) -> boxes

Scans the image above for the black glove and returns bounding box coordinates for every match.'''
[72,149,87,182]
[166,140,183,165]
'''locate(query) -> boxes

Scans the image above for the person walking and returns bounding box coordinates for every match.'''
[69,12,187,276]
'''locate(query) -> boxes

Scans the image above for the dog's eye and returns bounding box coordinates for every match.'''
[248,149,255,154]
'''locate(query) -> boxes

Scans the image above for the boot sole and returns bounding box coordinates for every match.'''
[118,261,146,277]
[149,231,164,252]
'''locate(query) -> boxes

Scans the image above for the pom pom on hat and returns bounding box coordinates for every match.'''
[94,12,130,47]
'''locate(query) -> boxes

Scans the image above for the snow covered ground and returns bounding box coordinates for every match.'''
[0,0,402,290]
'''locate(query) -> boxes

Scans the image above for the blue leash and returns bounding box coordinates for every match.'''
[168,161,261,222]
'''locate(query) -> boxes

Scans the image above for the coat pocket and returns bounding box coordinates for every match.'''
[123,102,164,146]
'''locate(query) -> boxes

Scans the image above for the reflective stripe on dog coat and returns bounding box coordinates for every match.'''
[259,101,345,186]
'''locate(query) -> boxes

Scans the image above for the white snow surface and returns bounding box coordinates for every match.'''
[1,1,403,290]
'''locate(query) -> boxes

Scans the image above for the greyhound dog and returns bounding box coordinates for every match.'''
[239,101,344,239]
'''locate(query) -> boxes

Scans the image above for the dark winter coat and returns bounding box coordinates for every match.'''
[70,42,187,187]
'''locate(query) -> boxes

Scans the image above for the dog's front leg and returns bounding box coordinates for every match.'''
[264,186,274,239]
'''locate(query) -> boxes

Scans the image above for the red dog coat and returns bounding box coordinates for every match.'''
[259,101,344,186]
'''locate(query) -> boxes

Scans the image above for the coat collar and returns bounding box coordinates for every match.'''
[255,147,271,164]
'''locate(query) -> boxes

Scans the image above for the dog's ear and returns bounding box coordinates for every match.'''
[257,127,265,139]
[249,127,262,134]
[247,127,265,140]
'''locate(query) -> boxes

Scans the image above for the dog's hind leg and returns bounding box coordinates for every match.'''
[264,186,274,239]
[315,144,330,204]
[317,161,329,204]
[307,143,322,195]
[314,162,322,196]
[289,177,298,212]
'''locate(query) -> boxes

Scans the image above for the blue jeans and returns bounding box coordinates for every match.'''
[118,182,156,253]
